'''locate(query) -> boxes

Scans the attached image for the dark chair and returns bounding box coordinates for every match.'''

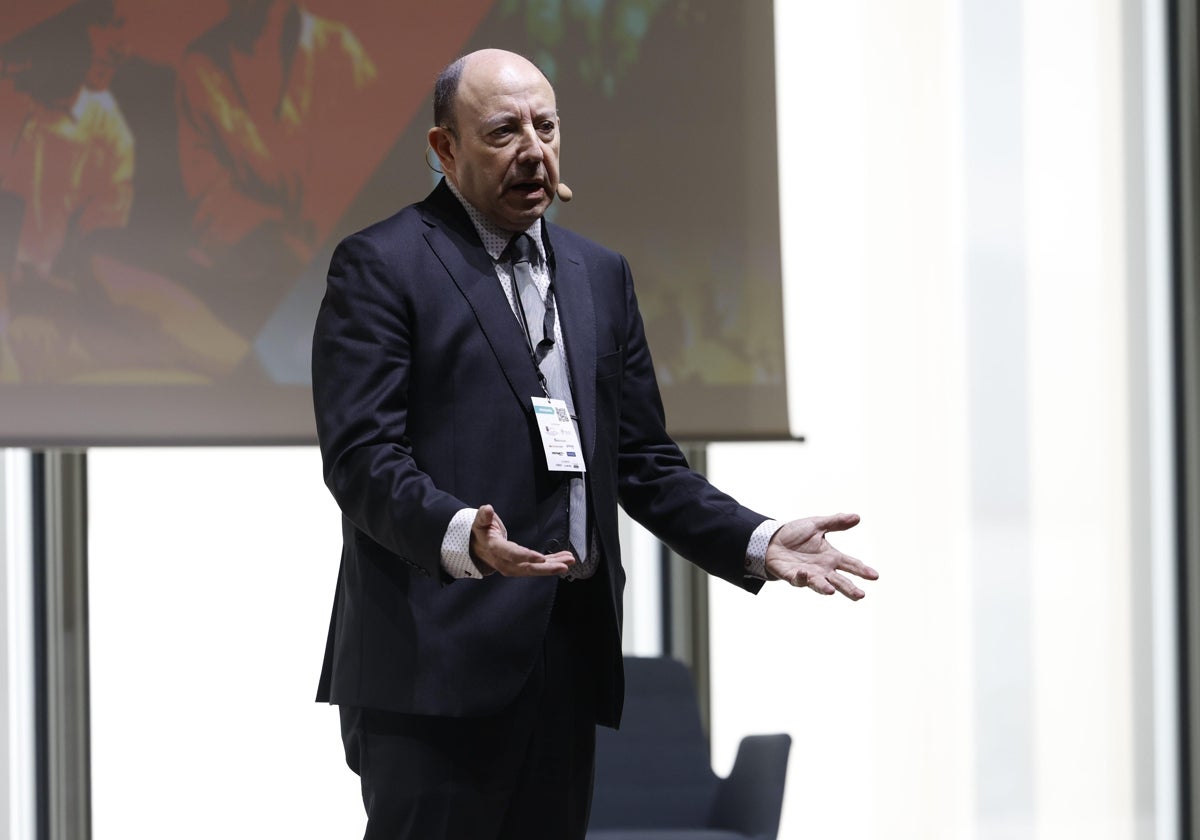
[587,656,791,840]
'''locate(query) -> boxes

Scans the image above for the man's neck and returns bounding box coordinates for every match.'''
[444,178,542,259]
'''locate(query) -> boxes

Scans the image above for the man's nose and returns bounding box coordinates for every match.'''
[514,125,545,162]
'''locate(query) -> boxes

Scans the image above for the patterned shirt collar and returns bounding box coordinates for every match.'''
[445,178,546,264]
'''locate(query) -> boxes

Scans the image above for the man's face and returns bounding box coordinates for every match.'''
[85,12,128,90]
[430,51,560,232]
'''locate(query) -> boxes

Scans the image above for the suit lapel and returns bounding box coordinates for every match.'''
[545,228,597,463]
[419,184,544,407]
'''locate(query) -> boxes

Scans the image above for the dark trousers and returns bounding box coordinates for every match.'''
[339,578,600,840]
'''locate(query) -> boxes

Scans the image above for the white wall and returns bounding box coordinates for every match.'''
[87,448,364,838]
[1,450,36,840]
[705,2,1173,839]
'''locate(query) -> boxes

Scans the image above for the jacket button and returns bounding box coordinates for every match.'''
[543,539,562,553]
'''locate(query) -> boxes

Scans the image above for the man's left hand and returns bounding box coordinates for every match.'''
[764,513,878,600]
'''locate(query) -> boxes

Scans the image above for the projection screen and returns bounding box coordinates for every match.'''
[0,0,785,444]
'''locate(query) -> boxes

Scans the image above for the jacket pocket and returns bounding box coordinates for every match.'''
[595,346,623,380]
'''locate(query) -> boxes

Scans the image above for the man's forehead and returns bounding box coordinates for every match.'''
[460,52,555,104]
[462,48,544,78]
[477,98,558,119]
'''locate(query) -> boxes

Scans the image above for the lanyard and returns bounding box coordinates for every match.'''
[511,270,557,397]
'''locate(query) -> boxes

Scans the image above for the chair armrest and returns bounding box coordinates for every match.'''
[709,733,792,840]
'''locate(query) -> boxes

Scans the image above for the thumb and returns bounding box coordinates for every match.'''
[814,512,861,533]
[473,504,495,530]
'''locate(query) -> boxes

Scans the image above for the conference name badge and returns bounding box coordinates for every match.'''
[531,397,586,473]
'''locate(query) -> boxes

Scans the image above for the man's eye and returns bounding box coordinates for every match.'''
[539,121,556,134]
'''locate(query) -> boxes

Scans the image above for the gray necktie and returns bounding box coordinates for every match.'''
[509,234,589,569]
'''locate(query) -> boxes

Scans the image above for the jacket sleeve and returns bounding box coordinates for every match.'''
[311,230,465,580]
[612,255,768,593]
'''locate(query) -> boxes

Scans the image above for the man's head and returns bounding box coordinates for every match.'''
[428,49,560,232]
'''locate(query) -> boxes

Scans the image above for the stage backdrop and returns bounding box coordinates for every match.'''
[0,0,784,444]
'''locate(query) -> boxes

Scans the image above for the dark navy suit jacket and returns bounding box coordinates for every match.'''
[312,180,766,727]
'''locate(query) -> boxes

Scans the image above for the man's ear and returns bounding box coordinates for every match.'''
[427,126,456,178]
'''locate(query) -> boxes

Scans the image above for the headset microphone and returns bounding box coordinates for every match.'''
[556,182,573,202]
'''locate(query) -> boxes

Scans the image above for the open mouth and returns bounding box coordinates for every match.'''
[509,180,546,197]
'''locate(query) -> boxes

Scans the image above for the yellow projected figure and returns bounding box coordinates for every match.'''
[176,0,376,276]
[0,0,135,382]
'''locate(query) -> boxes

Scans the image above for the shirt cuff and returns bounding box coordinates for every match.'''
[744,519,782,580]
[441,508,483,579]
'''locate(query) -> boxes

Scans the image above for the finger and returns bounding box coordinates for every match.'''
[492,544,576,577]
[836,552,879,580]
[827,571,866,601]
[502,545,573,576]
[514,558,574,576]
[814,512,861,534]
[805,574,837,596]
[492,542,545,568]
[772,565,825,592]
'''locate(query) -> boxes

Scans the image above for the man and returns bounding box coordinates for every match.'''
[311,48,877,840]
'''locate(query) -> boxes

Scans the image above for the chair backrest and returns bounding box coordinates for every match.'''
[588,656,719,830]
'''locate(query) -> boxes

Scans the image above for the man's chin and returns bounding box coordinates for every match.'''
[496,196,552,230]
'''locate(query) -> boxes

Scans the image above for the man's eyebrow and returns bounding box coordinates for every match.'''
[480,108,559,128]
[480,112,520,130]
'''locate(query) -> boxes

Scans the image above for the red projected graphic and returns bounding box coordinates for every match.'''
[0,0,490,384]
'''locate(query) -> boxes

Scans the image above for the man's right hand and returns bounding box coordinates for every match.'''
[469,504,576,577]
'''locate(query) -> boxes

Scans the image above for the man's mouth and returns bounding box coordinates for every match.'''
[509,180,546,197]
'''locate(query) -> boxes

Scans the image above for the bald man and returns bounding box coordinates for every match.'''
[311,49,877,839]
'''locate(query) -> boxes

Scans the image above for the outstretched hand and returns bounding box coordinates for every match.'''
[469,504,576,577]
[764,513,878,600]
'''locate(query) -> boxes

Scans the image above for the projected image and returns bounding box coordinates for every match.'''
[0,0,412,384]
[0,0,784,442]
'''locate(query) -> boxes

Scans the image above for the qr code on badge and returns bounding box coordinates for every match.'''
[555,407,570,424]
